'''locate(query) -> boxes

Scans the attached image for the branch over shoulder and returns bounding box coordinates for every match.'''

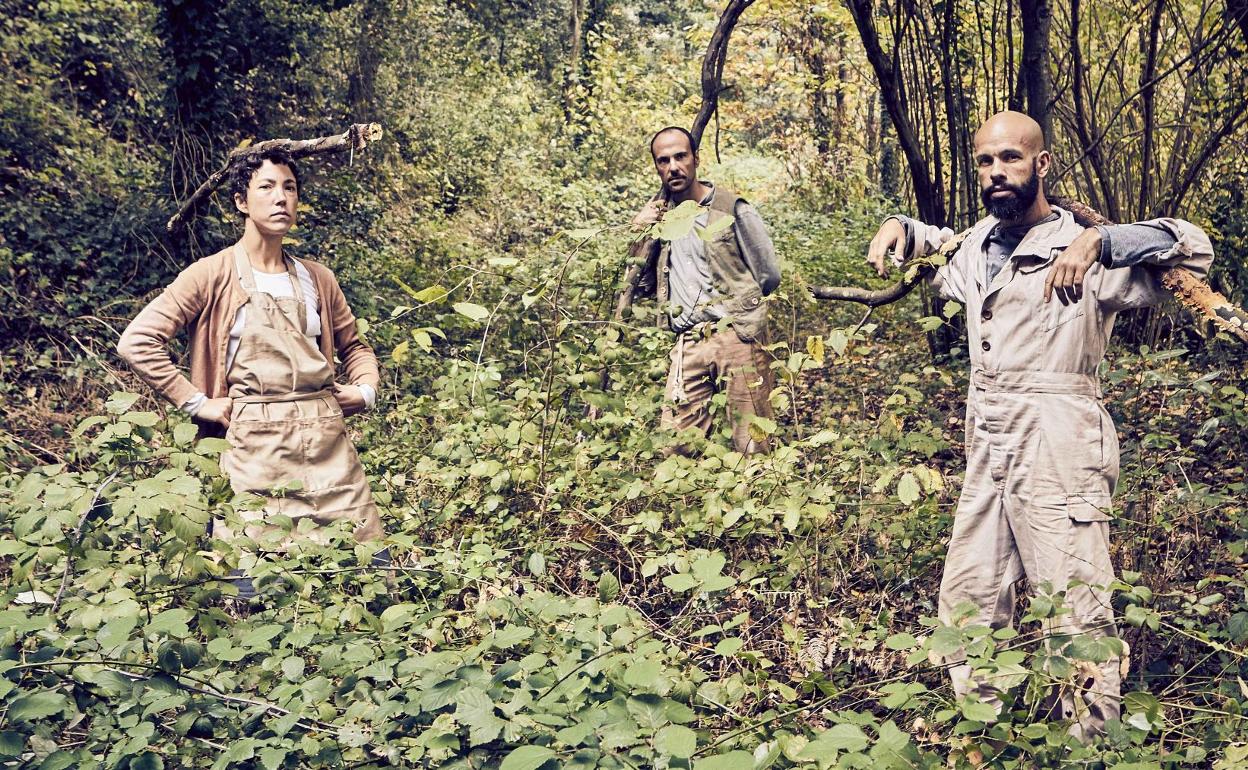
[811,198,1248,345]
[166,123,384,233]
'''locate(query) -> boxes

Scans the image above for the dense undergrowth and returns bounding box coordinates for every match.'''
[3,211,1247,767]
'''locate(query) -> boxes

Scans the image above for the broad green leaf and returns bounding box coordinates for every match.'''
[105,392,142,414]
[453,302,490,322]
[714,638,743,656]
[662,573,700,592]
[499,744,556,770]
[455,687,505,746]
[800,723,870,757]
[885,632,918,650]
[655,724,697,758]
[695,213,734,240]
[0,732,24,758]
[693,750,754,770]
[259,747,287,770]
[623,659,663,688]
[959,697,998,723]
[6,690,69,722]
[896,472,921,505]
[173,422,198,447]
[146,608,192,638]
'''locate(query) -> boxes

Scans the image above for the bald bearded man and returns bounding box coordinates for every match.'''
[867,111,1214,740]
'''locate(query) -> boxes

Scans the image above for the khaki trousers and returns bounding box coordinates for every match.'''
[939,370,1121,741]
[661,326,774,454]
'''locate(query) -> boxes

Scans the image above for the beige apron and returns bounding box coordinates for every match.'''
[217,244,382,544]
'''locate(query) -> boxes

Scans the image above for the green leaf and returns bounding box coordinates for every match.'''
[130,753,164,770]
[896,472,921,505]
[623,659,663,688]
[6,690,69,722]
[1227,612,1248,643]
[488,257,520,268]
[491,625,535,649]
[146,609,193,638]
[662,573,700,592]
[528,552,546,577]
[411,283,449,304]
[885,632,918,650]
[695,213,734,240]
[259,747,288,770]
[714,638,743,656]
[105,391,142,414]
[453,302,491,321]
[455,687,504,747]
[0,731,25,757]
[693,750,755,770]
[655,724,697,758]
[959,697,998,723]
[173,422,198,447]
[798,723,868,753]
[499,744,556,770]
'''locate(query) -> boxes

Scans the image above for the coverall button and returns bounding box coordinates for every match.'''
[981,340,991,351]
[981,309,992,321]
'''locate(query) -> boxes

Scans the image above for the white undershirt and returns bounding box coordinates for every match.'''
[181,260,375,415]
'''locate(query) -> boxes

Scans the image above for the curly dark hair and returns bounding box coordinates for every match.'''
[228,147,301,207]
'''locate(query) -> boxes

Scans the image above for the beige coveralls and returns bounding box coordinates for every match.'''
[217,245,383,544]
[902,208,1214,738]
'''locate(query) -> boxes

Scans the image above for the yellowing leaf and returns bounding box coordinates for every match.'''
[453,302,490,321]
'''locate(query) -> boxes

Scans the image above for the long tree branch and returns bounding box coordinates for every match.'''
[165,123,384,233]
[812,199,1248,345]
[690,0,756,152]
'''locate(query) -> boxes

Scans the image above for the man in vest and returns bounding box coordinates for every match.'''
[629,126,781,454]
[866,111,1214,740]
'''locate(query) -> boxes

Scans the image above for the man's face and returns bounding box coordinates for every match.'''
[651,131,698,196]
[974,138,1045,221]
[235,160,299,235]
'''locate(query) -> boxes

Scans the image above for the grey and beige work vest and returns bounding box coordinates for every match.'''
[634,187,768,341]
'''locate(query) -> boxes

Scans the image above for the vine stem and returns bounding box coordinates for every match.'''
[51,469,120,615]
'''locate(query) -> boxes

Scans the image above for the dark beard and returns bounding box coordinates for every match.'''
[981,164,1040,220]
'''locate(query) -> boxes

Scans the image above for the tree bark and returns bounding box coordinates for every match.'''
[1018,0,1053,140]
[690,0,756,151]
[846,0,945,224]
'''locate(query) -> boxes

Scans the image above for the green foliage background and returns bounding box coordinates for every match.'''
[2,0,1248,768]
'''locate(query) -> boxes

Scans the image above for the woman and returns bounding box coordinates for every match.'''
[118,148,383,546]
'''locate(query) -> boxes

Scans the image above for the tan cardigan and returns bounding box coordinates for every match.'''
[117,243,380,416]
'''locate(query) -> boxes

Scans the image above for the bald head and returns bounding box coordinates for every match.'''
[973,111,1053,223]
[974,111,1046,154]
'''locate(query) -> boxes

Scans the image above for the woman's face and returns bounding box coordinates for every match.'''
[235,160,298,236]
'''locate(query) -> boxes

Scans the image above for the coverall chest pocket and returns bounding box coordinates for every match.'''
[1043,296,1087,332]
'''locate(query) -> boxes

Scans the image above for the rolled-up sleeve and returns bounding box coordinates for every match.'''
[733,202,781,295]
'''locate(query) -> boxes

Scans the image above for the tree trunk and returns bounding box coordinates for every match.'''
[1018,0,1053,140]
[846,0,946,224]
[347,0,390,119]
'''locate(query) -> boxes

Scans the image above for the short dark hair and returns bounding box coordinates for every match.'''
[649,126,698,158]
[229,147,300,203]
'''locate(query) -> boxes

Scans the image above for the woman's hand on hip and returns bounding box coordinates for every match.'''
[333,384,367,417]
[198,397,234,428]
